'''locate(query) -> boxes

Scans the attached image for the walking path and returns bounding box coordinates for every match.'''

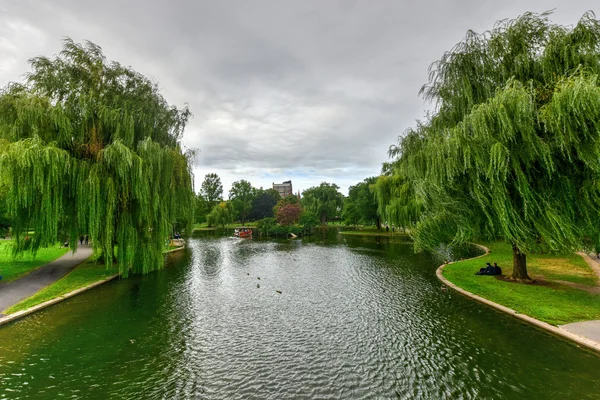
[559,253,600,341]
[0,245,92,315]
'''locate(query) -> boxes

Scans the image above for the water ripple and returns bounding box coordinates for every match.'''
[0,237,599,399]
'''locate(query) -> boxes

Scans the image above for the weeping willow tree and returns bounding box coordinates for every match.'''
[383,11,600,280]
[0,39,194,276]
[206,201,235,229]
[301,182,344,225]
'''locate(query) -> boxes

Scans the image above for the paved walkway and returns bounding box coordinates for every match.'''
[559,253,600,345]
[0,245,92,315]
[560,320,600,342]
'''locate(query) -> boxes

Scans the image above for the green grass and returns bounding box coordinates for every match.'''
[443,242,600,325]
[0,241,69,283]
[193,222,258,231]
[4,260,119,314]
[3,243,184,314]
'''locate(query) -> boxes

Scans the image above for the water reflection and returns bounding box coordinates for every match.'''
[0,236,599,399]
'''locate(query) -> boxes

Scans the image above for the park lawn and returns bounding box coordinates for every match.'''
[193,222,258,230]
[0,241,69,283]
[3,260,119,314]
[443,241,600,326]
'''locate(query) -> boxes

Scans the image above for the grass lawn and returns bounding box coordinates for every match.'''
[443,241,600,325]
[0,241,69,283]
[4,260,119,314]
[193,222,258,231]
[3,243,184,314]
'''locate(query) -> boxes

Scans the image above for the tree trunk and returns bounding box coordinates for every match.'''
[376,217,381,230]
[321,212,327,226]
[511,244,530,280]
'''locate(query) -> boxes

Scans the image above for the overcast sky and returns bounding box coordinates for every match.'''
[1,1,598,196]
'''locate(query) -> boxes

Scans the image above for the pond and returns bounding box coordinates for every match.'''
[1,234,599,399]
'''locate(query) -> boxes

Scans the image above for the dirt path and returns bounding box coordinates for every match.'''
[0,245,92,315]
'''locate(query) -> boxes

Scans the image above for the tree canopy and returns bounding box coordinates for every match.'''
[381,11,600,279]
[249,188,280,221]
[228,180,256,225]
[0,39,194,276]
[200,173,223,210]
[302,183,344,225]
[206,201,235,229]
[342,177,380,228]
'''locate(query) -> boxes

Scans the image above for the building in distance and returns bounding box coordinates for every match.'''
[273,180,293,198]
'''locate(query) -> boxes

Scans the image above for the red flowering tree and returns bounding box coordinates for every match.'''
[275,203,303,226]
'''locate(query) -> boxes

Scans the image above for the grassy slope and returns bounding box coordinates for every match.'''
[443,242,600,325]
[0,241,69,283]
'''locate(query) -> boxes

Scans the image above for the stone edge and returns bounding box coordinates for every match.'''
[0,274,119,327]
[436,244,600,354]
[0,245,186,327]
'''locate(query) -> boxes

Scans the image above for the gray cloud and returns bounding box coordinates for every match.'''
[1,0,598,194]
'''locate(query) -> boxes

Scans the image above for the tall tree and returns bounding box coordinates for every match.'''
[249,188,280,221]
[342,177,380,228]
[200,173,223,210]
[385,11,600,280]
[302,183,344,225]
[0,39,194,276]
[228,180,256,225]
[194,194,209,224]
[0,189,10,238]
[206,201,235,230]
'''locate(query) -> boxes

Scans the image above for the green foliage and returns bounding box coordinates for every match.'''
[256,217,277,236]
[249,188,280,221]
[382,11,600,278]
[0,191,10,238]
[0,39,194,276]
[200,173,223,210]
[0,241,69,282]
[301,183,344,225]
[228,180,256,225]
[342,177,380,227]
[194,194,209,224]
[206,201,235,229]
[299,210,319,234]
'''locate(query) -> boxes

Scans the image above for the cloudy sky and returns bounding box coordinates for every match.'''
[1,1,598,196]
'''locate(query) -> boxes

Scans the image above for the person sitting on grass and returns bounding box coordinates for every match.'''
[476,262,495,275]
[493,263,502,276]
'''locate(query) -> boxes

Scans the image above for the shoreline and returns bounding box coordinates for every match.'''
[0,245,185,327]
[436,244,600,354]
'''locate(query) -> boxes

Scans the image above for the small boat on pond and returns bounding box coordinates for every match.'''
[234,228,253,238]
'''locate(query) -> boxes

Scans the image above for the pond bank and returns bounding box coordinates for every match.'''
[0,245,185,326]
[438,242,600,354]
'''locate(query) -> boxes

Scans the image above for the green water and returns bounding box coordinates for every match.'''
[0,234,599,399]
